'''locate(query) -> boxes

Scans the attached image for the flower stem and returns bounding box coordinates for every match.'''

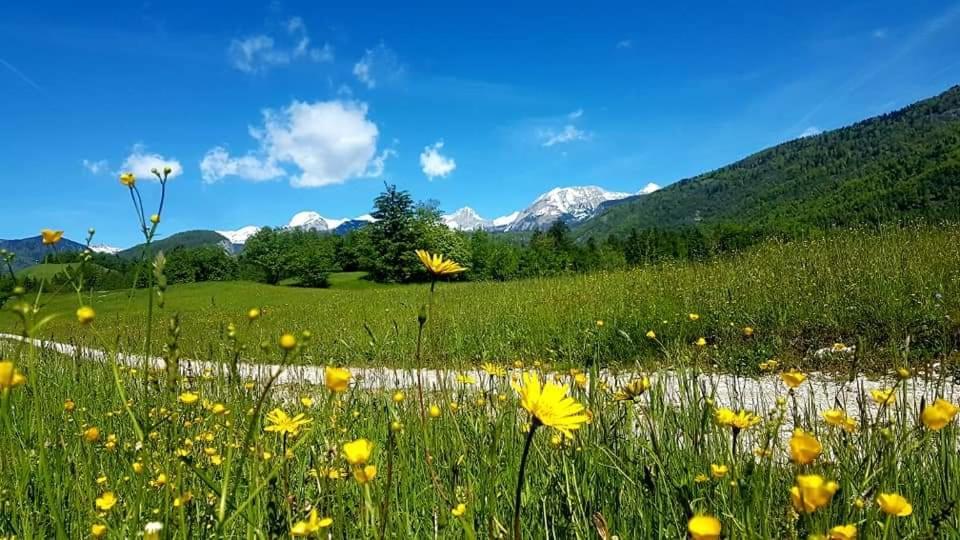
[512,420,539,540]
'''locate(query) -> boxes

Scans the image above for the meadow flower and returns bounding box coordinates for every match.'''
[481,362,506,377]
[95,491,118,512]
[789,429,822,465]
[921,399,959,431]
[694,337,707,347]
[41,229,63,245]
[91,524,108,538]
[870,388,896,405]
[392,391,405,403]
[688,313,700,321]
[353,464,378,484]
[687,514,721,540]
[896,367,911,379]
[574,372,588,389]
[150,214,160,225]
[429,404,442,418]
[512,371,589,438]
[876,493,912,516]
[457,373,477,385]
[710,464,728,478]
[247,307,261,321]
[343,438,374,465]
[76,306,96,325]
[742,326,754,336]
[452,503,467,517]
[63,399,75,412]
[178,392,199,405]
[415,249,467,276]
[119,172,135,187]
[0,361,27,391]
[645,330,656,339]
[144,521,163,540]
[83,426,101,443]
[324,366,351,393]
[613,377,651,401]
[694,473,710,484]
[714,408,761,431]
[790,474,838,513]
[781,368,807,388]
[264,408,312,436]
[829,524,857,539]
[291,509,333,536]
[279,333,298,351]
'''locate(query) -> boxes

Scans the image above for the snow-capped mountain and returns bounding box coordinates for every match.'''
[441,184,659,232]
[89,244,121,255]
[287,212,375,233]
[216,226,262,245]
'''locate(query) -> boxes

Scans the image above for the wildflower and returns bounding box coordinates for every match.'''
[714,408,761,430]
[324,366,351,393]
[353,464,377,484]
[119,172,136,187]
[415,249,467,276]
[595,320,604,327]
[694,473,710,484]
[452,503,467,517]
[300,396,314,407]
[828,524,857,540]
[876,493,912,517]
[742,326,754,337]
[83,426,101,443]
[392,391,405,403]
[694,337,707,347]
[710,464,728,478]
[457,373,477,385]
[153,473,168,488]
[822,409,847,427]
[91,523,108,538]
[149,214,160,225]
[613,377,652,401]
[688,313,700,321]
[0,361,27,391]
[512,371,589,438]
[132,462,144,474]
[279,333,298,351]
[759,359,779,371]
[645,330,656,339]
[178,392,199,405]
[790,474,838,513]
[481,362,506,377]
[264,408,312,436]
[173,491,193,507]
[390,420,403,432]
[687,514,721,540]
[41,229,64,245]
[573,372,588,389]
[247,307,261,321]
[429,404,442,418]
[63,399,75,412]
[144,521,163,540]
[95,491,118,512]
[921,399,959,431]
[343,438,374,465]
[781,368,807,389]
[76,306,96,325]
[211,403,227,415]
[896,367,911,379]
[870,388,895,405]
[789,429,822,465]
[291,509,333,536]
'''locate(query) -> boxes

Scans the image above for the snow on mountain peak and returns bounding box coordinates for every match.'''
[89,244,121,255]
[442,207,490,231]
[492,211,520,227]
[216,226,262,244]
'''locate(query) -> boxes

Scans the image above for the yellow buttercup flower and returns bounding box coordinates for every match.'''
[279,333,298,351]
[353,464,378,484]
[91,523,108,538]
[343,438,374,465]
[829,524,857,540]
[613,377,651,401]
[0,361,27,391]
[921,399,959,431]
[83,426,101,443]
[264,408,312,436]
[645,330,656,339]
[714,408,761,430]
[789,429,822,465]
[41,229,64,245]
[481,362,506,377]
[415,249,467,276]
[76,306,96,325]
[870,388,895,405]
[694,337,707,347]
[687,514,721,540]
[95,491,118,512]
[429,404,442,418]
[512,371,589,438]
[790,474,838,513]
[247,307,261,321]
[178,392,199,405]
[291,509,333,536]
[451,503,467,517]
[710,464,728,478]
[688,313,700,321]
[119,172,136,187]
[876,493,912,516]
[324,366,351,393]
[781,368,807,389]
[742,326,754,337]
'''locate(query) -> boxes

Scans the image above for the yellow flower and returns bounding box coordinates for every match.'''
[613,377,651,401]
[178,392,199,405]
[714,408,761,430]
[279,333,298,351]
[781,368,807,389]
[149,214,160,225]
[264,408,312,436]
[63,399,75,412]
[83,426,101,443]
[300,396,314,407]
[211,403,227,415]
[694,337,707,347]
[0,361,27,390]
[41,229,64,245]
[921,399,959,431]
[95,491,118,512]
[687,514,721,540]
[291,509,333,536]
[789,474,838,513]
[645,330,656,339]
[76,306,96,325]
[573,372,588,389]
[512,371,589,438]
[870,388,895,405]
[688,313,700,321]
[415,249,467,276]
[324,366,351,393]
[119,172,136,187]
[742,326,754,337]
[876,493,912,517]
[896,367,911,379]
[132,462,144,474]
[392,390,405,403]
[694,473,710,484]
[710,464,728,478]
[153,473,168,487]
[457,373,477,385]
[91,523,108,538]
[481,362,506,377]
[595,319,604,327]
[429,404,442,418]
[247,307,261,321]
[343,438,374,465]
[451,503,467,517]
[822,408,847,427]
[828,524,857,540]
[353,464,378,484]
[789,429,822,465]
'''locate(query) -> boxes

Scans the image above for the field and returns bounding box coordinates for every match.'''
[2,226,960,538]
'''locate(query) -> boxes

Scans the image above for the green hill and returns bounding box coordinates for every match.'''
[577,85,960,239]
[0,236,87,271]
[119,230,233,258]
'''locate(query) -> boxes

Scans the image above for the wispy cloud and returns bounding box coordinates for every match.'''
[229,16,333,74]
[799,126,822,138]
[82,159,108,175]
[540,125,591,147]
[353,43,404,89]
[0,57,45,93]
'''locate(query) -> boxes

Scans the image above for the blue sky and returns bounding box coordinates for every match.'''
[2,1,959,247]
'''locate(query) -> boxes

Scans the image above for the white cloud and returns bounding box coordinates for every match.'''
[201,100,390,188]
[616,39,632,49]
[540,125,591,147]
[639,182,660,194]
[419,141,456,180]
[229,16,332,73]
[82,159,108,174]
[799,126,822,138]
[567,108,583,120]
[353,43,403,89]
[120,144,183,180]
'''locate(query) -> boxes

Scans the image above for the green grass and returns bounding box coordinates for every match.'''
[3,225,959,371]
[17,263,82,279]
